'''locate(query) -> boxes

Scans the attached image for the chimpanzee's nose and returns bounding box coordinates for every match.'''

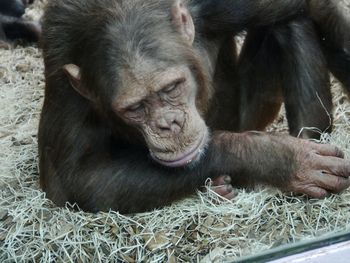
[155,111,184,135]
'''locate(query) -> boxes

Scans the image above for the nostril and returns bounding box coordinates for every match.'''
[170,123,181,134]
[167,117,182,134]
[156,121,181,134]
[155,111,184,134]
[159,126,171,132]
[156,120,171,131]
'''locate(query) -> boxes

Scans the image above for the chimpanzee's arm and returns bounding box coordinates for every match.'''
[207,131,350,196]
[64,148,207,213]
[45,130,350,214]
[193,0,308,35]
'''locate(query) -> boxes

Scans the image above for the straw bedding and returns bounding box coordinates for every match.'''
[1,1,350,262]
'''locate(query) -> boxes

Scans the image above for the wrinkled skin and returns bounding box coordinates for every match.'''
[283,138,349,197]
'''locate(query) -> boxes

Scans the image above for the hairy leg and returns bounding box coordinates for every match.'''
[274,18,332,138]
[309,0,350,92]
[237,28,284,131]
[207,36,241,131]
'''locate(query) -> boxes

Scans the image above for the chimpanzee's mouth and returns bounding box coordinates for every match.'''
[150,133,208,168]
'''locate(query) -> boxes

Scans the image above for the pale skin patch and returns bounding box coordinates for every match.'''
[111,62,209,165]
[113,65,191,111]
[63,64,94,101]
[171,0,195,45]
[62,56,208,166]
[62,0,205,167]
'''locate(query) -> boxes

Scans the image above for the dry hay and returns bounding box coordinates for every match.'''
[1,1,350,262]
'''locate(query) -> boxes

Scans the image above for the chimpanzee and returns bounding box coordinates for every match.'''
[0,0,40,43]
[39,0,350,214]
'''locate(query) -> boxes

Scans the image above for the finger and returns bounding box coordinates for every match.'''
[314,172,350,193]
[222,190,236,200]
[212,175,231,186]
[314,156,350,178]
[308,142,344,158]
[298,186,328,199]
[211,184,233,197]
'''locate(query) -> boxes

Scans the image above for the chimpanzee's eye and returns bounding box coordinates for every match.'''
[163,84,177,93]
[127,103,144,112]
[162,79,184,98]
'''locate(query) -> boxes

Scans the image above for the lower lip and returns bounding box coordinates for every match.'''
[150,134,207,168]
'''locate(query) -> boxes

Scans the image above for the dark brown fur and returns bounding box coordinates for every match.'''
[39,0,350,214]
[309,0,350,91]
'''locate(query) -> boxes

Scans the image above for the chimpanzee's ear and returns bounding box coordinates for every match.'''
[171,0,195,45]
[63,64,93,101]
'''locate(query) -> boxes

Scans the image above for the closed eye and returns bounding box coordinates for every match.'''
[162,79,185,97]
[123,102,145,121]
[163,84,177,93]
[127,103,143,112]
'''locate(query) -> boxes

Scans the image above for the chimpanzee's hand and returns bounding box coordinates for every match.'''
[210,175,236,200]
[282,137,350,198]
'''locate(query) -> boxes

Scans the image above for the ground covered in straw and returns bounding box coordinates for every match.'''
[1,1,350,262]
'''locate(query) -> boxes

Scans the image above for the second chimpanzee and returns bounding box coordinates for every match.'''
[201,0,350,138]
[39,0,350,214]
[205,17,333,139]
